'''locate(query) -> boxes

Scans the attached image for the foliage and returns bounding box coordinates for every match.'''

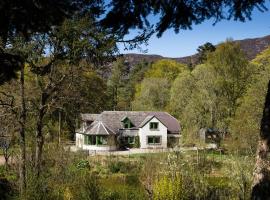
[134,136,140,148]
[0,177,13,200]
[225,156,254,200]
[107,58,130,110]
[229,47,270,153]
[132,78,170,111]
[197,42,216,63]
[169,41,254,145]
[153,175,182,200]
[0,0,269,198]
[207,40,254,119]
[132,59,187,111]
[145,59,187,83]
[169,70,194,119]
[76,160,90,170]
[102,0,267,37]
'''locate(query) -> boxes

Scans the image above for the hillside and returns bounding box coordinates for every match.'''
[123,34,270,66]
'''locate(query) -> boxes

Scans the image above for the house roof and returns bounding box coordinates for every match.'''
[82,111,180,134]
[138,115,154,127]
[81,114,100,121]
[84,121,116,135]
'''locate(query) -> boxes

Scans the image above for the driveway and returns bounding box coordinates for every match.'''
[86,147,200,156]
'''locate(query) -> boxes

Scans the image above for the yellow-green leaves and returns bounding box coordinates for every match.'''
[132,59,187,111]
[145,59,188,83]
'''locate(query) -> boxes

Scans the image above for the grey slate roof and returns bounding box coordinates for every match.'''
[85,121,115,135]
[82,111,180,134]
[81,114,100,121]
[138,115,154,127]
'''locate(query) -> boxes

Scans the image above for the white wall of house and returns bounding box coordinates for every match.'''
[75,133,117,151]
[76,133,84,148]
[81,144,117,151]
[139,117,167,149]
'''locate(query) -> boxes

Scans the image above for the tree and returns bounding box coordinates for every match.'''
[102,0,267,38]
[0,0,103,83]
[1,0,267,84]
[132,78,170,111]
[169,41,254,145]
[145,59,187,83]
[247,47,270,199]
[0,12,117,193]
[123,60,152,110]
[206,40,254,121]
[107,58,130,110]
[132,59,187,111]
[252,81,270,199]
[197,42,216,63]
[0,0,269,197]
[27,14,116,177]
[169,71,195,120]
[229,48,270,153]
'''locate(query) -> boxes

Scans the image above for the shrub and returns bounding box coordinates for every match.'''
[0,178,13,200]
[76,159,90,169]
[108,161,127,173]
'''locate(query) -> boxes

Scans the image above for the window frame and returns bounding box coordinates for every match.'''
[147,136,162,145]
[149,122,159,130]
[84,135,108,146]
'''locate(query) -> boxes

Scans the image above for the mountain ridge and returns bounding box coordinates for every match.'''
[123,34,270,66]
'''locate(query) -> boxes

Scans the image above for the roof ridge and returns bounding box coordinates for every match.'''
[162,112,180,122]
[100,122,109,135]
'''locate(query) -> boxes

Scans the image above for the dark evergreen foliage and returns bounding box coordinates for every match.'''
[0,0,268,84]
[197,42,216,63]
[101,0,267,37]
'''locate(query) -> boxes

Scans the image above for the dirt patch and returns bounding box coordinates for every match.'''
[0,156,5,166]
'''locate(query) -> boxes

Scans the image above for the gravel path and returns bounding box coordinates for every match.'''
[86,147,200,156]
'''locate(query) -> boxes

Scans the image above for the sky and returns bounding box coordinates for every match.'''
[118,5,270,58]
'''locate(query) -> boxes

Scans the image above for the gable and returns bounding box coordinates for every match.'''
[139,116,167,130]
[121,117,135,128]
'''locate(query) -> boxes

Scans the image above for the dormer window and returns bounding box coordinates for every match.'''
[150,122,159,130]
[121,117,134,129]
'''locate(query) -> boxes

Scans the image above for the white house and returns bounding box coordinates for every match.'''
[75,111,180,151]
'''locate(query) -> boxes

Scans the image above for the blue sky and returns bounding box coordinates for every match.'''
[118,5,270,58]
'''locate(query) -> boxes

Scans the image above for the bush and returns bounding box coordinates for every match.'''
[0,178,13,200]
[108,161,126,173]
[76,159,90,169]
[101,190,121,200]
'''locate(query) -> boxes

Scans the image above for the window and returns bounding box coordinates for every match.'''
[84,135,108,145]
[128,136,135,144]
[124,122,130,129]
[147,136,161,145]
[150,122,159,130]
[122,117,134,129]
[124,136,135,144]
[97,135,108,145]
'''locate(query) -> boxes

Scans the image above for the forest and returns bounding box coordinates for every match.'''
[1,0,270,199]
[1,37,270,199]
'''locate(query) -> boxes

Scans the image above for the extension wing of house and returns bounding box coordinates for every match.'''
[76,111,180,151]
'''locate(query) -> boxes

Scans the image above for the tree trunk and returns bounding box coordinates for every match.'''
[251,80,270,199]
[19,64,26,195]
[3,147,10,171]
[35,92,46,177]
[58,110,61,145]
